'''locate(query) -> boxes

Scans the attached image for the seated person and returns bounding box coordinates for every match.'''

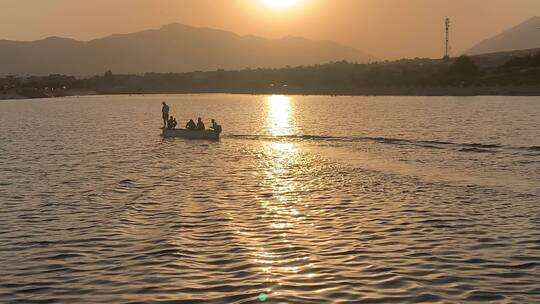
[210,119,222,133]
[196,117,205,131]
[186,119,197,130]
[167,116,175,129]
[170,117,178,129]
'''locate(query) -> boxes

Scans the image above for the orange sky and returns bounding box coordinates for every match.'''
[0,0,539,59]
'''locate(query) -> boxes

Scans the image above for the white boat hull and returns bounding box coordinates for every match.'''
[161,128,221,140]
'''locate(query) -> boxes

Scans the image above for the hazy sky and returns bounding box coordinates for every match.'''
[0,0,538,59]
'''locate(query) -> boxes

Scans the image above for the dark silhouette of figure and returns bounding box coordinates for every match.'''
[167,116,177,129]
[196,117,205,131]
[162,102,170,128]
[210,119,222,133]
[186,119,197,130]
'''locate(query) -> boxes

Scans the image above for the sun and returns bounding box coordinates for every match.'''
[260,0,301,9]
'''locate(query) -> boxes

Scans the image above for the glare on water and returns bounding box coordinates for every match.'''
[0,94,539,303]
[266,95,296,136]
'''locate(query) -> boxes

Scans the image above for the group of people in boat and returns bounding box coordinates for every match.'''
[162,102,221,132]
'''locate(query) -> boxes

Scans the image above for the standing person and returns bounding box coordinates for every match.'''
[196,117,205,131]
[161,102,170,128]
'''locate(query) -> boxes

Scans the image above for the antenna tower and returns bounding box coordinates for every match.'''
[444,18,451,60]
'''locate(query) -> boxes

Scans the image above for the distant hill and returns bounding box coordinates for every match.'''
[467,16,540,55]
[0,23,374,76]
[470,48,540,68]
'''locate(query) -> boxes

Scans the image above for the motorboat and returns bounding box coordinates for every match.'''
[161,128,221,140]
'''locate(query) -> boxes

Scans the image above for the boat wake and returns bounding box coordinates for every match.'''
[227,134,540,154]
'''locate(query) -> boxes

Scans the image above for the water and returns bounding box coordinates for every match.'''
[0,94,539,303]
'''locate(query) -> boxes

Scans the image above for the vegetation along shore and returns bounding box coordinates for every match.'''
[2,49,540,100]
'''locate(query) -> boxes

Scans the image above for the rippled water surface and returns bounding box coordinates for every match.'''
[1,95,539,303]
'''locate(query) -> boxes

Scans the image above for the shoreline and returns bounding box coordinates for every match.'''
[3,85,540,100]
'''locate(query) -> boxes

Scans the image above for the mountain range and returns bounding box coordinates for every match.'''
[0,23,374,76]
[2,17,540,76]
[467,16,540,55]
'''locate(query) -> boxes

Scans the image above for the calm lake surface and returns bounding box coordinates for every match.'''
[1,94,539,303]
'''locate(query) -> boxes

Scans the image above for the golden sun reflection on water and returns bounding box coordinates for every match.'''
[265,141,300,204]
[252,96,315,290]
[253,140,314,287]
[267,95,296,136]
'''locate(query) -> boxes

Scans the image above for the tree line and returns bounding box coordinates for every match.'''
[2,52,540,98]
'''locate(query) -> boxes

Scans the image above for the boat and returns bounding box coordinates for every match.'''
[161,128,221,140]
